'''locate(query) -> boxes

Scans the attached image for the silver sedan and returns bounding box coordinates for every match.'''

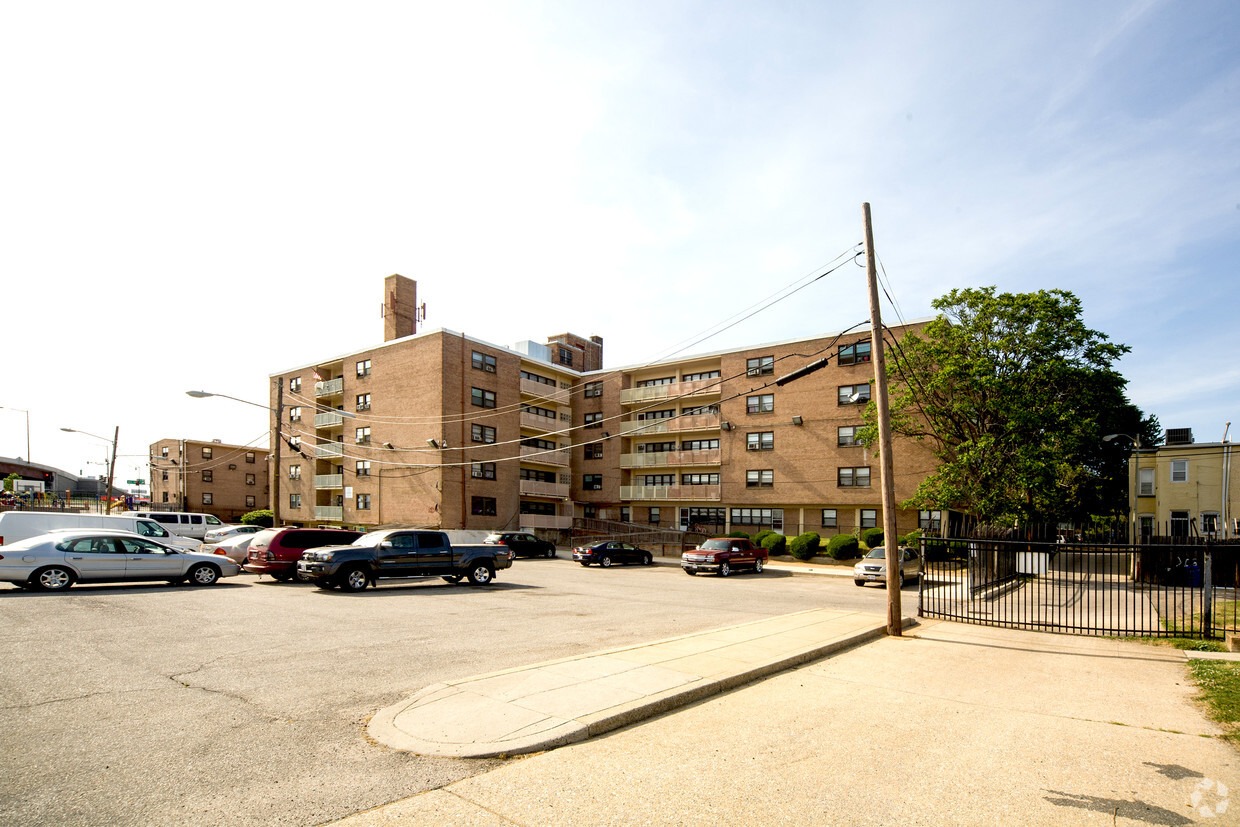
[0,529,241,591]
[853,546,921,587]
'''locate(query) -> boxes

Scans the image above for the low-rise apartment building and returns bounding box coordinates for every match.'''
[149,439,270,522]
[268,275,940,539]
[1125,428,1237,538]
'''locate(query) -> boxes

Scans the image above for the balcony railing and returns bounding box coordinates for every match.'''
[314,411,344,428]
[519,514,573,530]
[520,445,571,466]
[314,377,344,397]
[619,449,721,468]
[620,413,720,435]
[620,378,722,405]
[314,442,344,458]
[314,474,343,489]
[518,480,570,498]
[519,378,570,406]
[620,484,722,501]
[520,411,562,434]
[314,505,344,521]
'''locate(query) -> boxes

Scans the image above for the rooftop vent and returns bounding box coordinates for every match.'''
[1165,428,1194,445]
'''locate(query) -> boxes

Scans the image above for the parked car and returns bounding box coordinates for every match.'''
[298,529,514,591]
[242,527,362,581]
[201,533,256,564]
[681,538,767,577]
[122,511,226,540]
[853,546,921,587]
[572,541,654,567]
[484,531,556,558]
[203,524,262,544]
[0,529,240,591]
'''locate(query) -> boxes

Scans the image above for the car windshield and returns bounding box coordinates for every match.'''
[483,534,503,543]
[865,548,887,559]
[700,540,730,550]
[352,532,392,548]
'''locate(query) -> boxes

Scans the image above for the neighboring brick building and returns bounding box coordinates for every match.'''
[148,439,270,522]
[268,275,940,540]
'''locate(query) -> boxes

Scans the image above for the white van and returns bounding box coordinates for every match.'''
[123,511,225,540]
[0,512,200,550]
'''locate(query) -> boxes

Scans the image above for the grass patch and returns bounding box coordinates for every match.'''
[1188,660,1240,743]
[1127,636,1228,653]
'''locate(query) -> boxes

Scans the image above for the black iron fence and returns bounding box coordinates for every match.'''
[918,526,1239,640]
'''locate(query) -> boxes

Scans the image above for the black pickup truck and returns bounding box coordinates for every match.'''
[296,529,514,592]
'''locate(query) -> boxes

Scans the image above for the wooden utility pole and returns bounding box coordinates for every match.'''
[272,378,283,527]
[863,202,902,636]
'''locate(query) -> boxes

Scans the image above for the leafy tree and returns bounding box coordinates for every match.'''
[3,473,17,492]
[862,287,1155,524]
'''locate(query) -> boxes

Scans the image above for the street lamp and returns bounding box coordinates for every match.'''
[1103,433,1141,542]
[61,426,119,514]
[0,406,31,461]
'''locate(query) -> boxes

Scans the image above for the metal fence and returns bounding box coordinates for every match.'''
[918,527,1239,640]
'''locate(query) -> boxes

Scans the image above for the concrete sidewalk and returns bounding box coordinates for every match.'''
[342,618,1239,826]
[369,608,902,758]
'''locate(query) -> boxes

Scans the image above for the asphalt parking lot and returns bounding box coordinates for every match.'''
[0,556,892,826]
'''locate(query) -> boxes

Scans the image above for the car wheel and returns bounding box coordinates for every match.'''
[466,564,495,586]
[187,564,220,586]
[545,548,556,559]
[898,571,906,588]
[600,556,613,568]
[643,553,653,566]
[754,558,764,574]
[854,579,866,587]
[719,561,731,577]
[340,566,370,592]
[684,569,697,576]
[442,575,463,584]
[31,566,75,591]
[580,562,590,567]
[316,580,337,590]
[270,571,294,582]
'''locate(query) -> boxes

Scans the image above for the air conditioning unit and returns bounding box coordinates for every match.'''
[746,368,761,377]
[746,443,760,450]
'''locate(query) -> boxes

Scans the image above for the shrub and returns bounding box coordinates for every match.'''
[898,530,923,548]
[860,527,884,549]
[760,532,787,555]
[240,509,274,527]
[726,530,750,539]
[788,532,820,560]
[753,529,776,547]
[825,534,860,560]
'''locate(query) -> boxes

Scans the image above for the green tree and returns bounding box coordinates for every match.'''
[863,287,1154,524]
[3,473,18,492]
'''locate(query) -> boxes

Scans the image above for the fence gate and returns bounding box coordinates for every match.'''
[918,532,1239,640]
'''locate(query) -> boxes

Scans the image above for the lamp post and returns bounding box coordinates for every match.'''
[1103,433,1141,542]
[61,426,118,514]
[0,406,31,462]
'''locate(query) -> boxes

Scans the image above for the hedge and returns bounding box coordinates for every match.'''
[825,534,860,560]
[759,532,787,555]
[240,509,274,527]
[788,532,820,560]
[860,527,884,549]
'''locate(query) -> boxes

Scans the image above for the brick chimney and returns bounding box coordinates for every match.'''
[383,274,417,341]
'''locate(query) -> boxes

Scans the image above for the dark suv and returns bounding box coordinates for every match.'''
[483,532,556,559]
[242,527,362,581]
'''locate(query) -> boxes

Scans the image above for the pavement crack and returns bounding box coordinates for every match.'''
[442,788,525,825]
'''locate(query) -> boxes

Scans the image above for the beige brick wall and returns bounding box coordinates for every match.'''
[148,438,269,522]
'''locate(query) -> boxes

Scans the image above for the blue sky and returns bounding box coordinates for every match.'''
[3,0,1238,483]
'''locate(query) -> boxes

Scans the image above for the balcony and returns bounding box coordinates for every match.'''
[314,442,344,459]
[314,411,345,428]
[518,480,571,498]
[315,474,343,489]
[620,413,720,435]
[520,445,570,466]
[619,449,721,469]
[520,378,570,406]
[519,514,573,530]
[620,378,721,406]
[620,484,721,501]
[520,411,562,434]
[314,505,344,521]
[314,377,344,397]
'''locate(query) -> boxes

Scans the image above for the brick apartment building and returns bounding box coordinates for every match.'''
[148,439,270,522]
[267,275,940,540]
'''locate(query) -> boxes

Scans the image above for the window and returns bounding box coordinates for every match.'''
[520,370,555,386]
[746,470,774,488]
[731,507,779,526]
[162,492,169,502]
[637,377,675,387]
[472,462,496,480]
[202,470,213,483]
[838,467,871,487]
[355,461,370,477]
[245,473,255,486]
[245,452,255,464]
[1203,512,1221,534]
[637,409,675,420]
[288,436,301,450]
[643,474,674,486]
[620,506,630,522]
[472,424,497,443]
[289,406,302,422]
[161,446,169,457]
[638,441,675,453]
[521,501,556,516]
[839,385,871,405]
[472,388,497,409]
[1170,460,1188,483]
[585,444,603,459]
[584,381,603,398]
[746,394,774,414]
[161,471,169,481]
[520,468,556,483]
[838,341,872,365]
[558,347,573,367]
[523,437,556,450]
[245,495,256,508]
[585,412,603,429]
[1170,510,1190,537]
[683,473,720,486]
[860,509,878,529]
[838,426,860,447]
[356,427,371,445]
[356,393,370,411]
[682,405,718,416]
[919,510,942,531]
[289,465,301,480]
[356,493,371,510]
[523,403,555,419]
[356,359,371,378]
[202,446,213,459]
[747,356,774,376]
[682,370,721,382]
[682,438,720,451]
[1139,468,1155,496]
[584,504,597,519]
[687,508,726,529]
[821,509,838,528]
[471,496,497,516]
[583,474,603,490]
[747,432,774,451]
[229,464,237,470]
[202,493,213,505]
[472,351,497,373]
[649,507,661,524]
[289,377,301,393]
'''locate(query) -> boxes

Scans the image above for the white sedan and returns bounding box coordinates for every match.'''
[203,524,263,544]
[200,533,256,564]
[854,546,921,587]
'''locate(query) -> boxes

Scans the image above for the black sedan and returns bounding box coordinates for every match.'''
[572,541,654,567]
[483,532,557,558]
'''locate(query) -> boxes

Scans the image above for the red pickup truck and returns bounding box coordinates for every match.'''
[681,537,768,577]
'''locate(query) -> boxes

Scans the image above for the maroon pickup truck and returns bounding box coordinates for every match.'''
[681,538,768,577]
